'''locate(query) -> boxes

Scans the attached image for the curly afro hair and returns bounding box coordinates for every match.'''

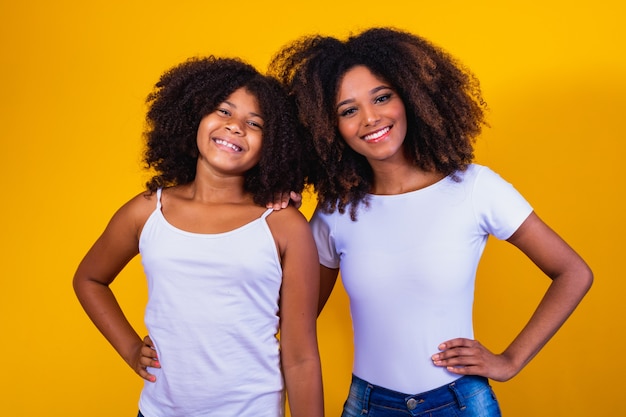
[268,27,487,219]
[143,56,305,206]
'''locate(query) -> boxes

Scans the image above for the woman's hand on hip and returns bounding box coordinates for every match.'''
[431,338,518,382]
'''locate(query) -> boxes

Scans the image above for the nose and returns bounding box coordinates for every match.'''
[225,119,244,135]
[361,105,380,127]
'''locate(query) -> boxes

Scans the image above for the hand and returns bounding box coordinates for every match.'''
[431,338,518,382]
[133,335,160,382]
[266,191,302,210]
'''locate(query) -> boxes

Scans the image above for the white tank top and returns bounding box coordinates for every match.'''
[138,189,284,417]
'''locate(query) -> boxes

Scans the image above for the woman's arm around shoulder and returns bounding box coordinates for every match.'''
[73,190,158,382]
[267,206,324,417]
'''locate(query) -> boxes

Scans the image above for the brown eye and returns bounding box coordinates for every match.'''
[339,107,357,117]
[374,93,392,104]
[247,120,263,130]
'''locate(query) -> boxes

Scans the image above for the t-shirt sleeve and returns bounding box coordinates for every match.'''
[472,166,534,240]
[309,208,340,269]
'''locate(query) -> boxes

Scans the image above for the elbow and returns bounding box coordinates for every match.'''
[73,270,91,295]
[72,273,90,304]
[72,272,83,296]
[582,264,594,293]
[550,261,594,301]
[72,270,109,300]
[566,261,594,298]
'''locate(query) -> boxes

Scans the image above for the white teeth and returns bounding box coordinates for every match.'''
[214,139,242,151]
[363,127,390,141]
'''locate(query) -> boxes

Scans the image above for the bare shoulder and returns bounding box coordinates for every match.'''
[266,206,318,271]
[265,206,310,232]
[118,190,156,215]
[265,206,313,249]
[108,190,157,234]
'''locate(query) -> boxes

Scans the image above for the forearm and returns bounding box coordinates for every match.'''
[501,269,592,376]
[74,279,143,367]
[283,357,324,417]
[496,212,593,378]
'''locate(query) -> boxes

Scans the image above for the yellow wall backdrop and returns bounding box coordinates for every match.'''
[1,1,623,416]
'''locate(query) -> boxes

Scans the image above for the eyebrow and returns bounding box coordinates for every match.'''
[336,85,392,110]
[223,100,264,119]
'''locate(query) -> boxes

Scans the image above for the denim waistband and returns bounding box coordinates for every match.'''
[350,374,491,415]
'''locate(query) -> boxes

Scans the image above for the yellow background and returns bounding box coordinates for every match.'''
[1,1,623,416]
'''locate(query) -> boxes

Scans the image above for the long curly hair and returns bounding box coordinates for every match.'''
[268,27,487,219]
[143,56,305,206]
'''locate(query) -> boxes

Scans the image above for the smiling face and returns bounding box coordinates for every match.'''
[196,87,264,176]
[335,65,408,165]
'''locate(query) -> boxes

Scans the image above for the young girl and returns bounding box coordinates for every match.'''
[268,27,592,416]
[73,56,324,417]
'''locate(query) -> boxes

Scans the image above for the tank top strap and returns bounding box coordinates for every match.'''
[260,207,274,220]
[156,188,163,210]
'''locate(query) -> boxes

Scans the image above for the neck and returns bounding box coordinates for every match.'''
[370,162,444,195]
[188,165,251,204]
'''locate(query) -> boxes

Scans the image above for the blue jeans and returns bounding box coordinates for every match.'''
[341,374,502,417]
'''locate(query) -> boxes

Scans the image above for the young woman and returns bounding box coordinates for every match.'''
[268,27,592,416]
[73,56,324,417]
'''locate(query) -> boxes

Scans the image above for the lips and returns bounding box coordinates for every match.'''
[362,126,390,142]
[213,138,243,152]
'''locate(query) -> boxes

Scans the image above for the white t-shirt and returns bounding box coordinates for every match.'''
[310,164,533,394]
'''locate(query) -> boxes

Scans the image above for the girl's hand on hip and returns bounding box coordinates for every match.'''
[134,335,160,382]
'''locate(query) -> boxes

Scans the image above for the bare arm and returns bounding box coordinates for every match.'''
[266,194,338,316]
[270,207,324,417]
[73,192,157,382]
[432,212,593,381]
